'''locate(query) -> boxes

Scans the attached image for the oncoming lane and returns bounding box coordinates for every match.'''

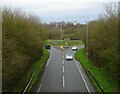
[36,47,63,92]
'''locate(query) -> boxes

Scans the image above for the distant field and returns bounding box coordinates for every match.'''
[46,40,83,46]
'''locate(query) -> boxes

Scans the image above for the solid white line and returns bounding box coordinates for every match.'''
[37,75,45,93]
[50,54,51,59]
[74,59,91,94]
[37,83,42,93]
[37,72,46,93]
[63,66,64,73]
[45,61,49,68]
[63,76,65,87]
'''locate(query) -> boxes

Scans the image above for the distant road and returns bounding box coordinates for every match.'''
[33,45,96,93]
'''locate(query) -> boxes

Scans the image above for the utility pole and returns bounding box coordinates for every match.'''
[61,22,62,47]
[60,21,64,50]
[86,22,89,63]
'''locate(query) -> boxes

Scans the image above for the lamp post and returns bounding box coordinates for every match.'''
[73,21,77,40]
[73,21,77,26]
[60,21,64,49]
[86,22,89,63]
[73,21,80,40]
[61,22,62,46]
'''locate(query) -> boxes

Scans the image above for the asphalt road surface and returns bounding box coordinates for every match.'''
[33,45,96,93]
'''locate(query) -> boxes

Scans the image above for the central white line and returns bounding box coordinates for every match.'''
[63,76,65,87]
[74,59,91,94]
[62,60,64,64]
[63,66,64,73]
[63,56,64,59]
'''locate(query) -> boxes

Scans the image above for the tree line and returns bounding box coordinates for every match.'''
[44,21,86,40]
[2,8,46,91]
[86,3,119,91]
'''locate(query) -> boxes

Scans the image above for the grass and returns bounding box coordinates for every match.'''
[19,48,50,92]
[75,48,118,93]
[47,39,83,46]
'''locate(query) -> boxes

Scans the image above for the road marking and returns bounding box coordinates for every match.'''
[63,53,64,59]
[45,61,49,68]
[74,59,91,94]
[37,70,47,93]
[63,66,64,73]
[37,75,45,93]
[62,60,64,65]
[63,76,65,87]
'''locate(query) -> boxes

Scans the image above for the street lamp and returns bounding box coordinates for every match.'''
[61,22,62,46]
[86,22,89,63]
[73,21,77,39]
[73,21,77,26]
[73,21,80,40]
[60,21,64,49]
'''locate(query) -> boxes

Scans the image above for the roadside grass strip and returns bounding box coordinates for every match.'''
[75,48,118,92]
[47,40,83,46]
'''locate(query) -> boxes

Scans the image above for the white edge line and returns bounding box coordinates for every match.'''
[63,76,65,87]
[38,49,52,92]
[75,59,91,94]
[37,73,45,93]
[38,53,51,92]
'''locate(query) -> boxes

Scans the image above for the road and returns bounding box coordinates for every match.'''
[33,45,96,93]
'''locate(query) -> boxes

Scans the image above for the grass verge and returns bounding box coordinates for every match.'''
[19,48,50,92]
[75,48,118,92]
[47,40,83,46]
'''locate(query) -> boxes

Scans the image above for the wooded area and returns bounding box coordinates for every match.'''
[87,3,118,90]
[2,8,46,91]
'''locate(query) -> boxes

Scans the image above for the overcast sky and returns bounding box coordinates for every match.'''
[0,0,119,23]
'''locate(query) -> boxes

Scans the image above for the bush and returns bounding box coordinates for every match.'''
[86,3,118,90]
[2,8,46,91]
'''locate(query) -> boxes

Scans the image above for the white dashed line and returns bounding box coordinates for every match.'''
[63,66,64,73]
[63,76,65,87]
[74,59,91,94]
[63,56,64,59]
[62,60,64,65]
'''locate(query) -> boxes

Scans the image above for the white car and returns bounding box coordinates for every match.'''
[66,55,73,60]
[72,46,78,51]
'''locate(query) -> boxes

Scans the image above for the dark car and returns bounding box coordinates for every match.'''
[45,44,51,49]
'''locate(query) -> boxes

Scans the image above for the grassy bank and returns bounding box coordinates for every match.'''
[19,48,50,92]
[47,40,83,46]
[75,48,118,92]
